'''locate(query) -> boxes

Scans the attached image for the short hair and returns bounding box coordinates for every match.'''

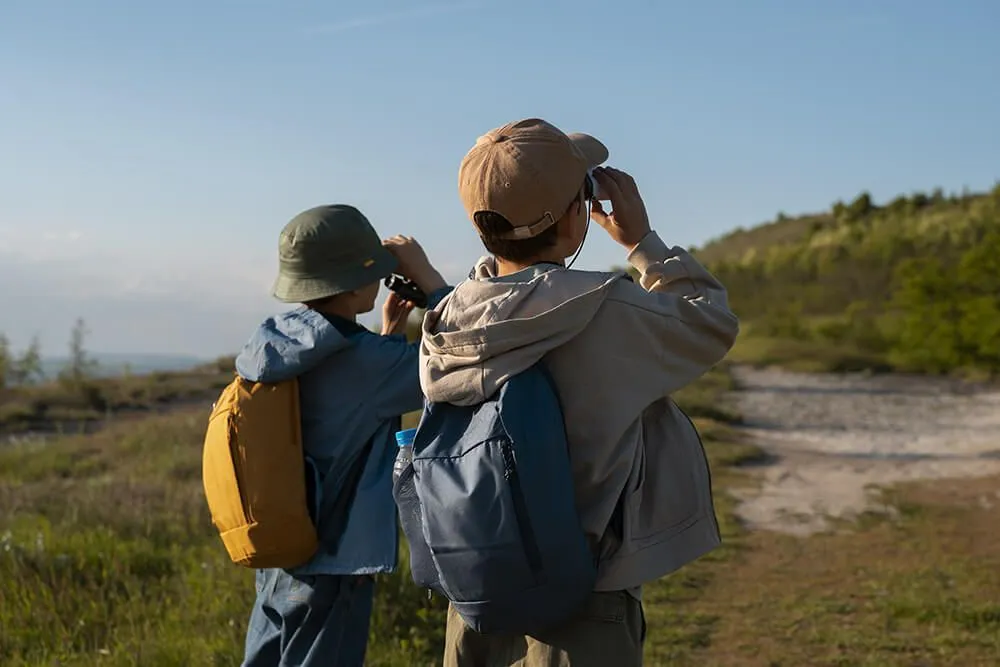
[473,211,561,263]
[303,294,337,309]
[473,182,587,263]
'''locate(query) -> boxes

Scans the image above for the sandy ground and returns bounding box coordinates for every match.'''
[729,365,1000,536]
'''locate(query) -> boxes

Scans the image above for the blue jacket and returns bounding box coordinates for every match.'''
[234,288,451,576]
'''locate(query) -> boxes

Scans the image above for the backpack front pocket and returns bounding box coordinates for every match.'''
[413,438,539,602]
[203,412,252,531]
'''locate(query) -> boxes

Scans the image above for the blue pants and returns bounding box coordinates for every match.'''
[242,569,375,667]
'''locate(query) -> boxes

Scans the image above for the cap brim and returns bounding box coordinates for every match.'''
[272,245,398,303]
[568,132,609,168]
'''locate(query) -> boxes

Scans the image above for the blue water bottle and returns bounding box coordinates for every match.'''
[393,428,417,486]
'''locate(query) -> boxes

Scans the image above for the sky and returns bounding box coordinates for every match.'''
[1,0,998,358]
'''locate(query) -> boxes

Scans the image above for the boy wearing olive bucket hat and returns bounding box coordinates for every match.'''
[234,204,451,667]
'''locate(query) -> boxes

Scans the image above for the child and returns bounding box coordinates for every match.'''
[236,204,450,667]
[418,119,740,666]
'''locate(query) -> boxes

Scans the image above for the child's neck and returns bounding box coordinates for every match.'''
[495,255,565,277]
[312,301,358,321]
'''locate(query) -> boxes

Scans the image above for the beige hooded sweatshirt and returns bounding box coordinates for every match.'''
[418,231,740,593]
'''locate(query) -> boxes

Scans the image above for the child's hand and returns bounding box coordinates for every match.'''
[589,167,652,250]
[381,291,415,337]
[383,236,447,295]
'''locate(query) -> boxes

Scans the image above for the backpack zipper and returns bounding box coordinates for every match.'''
[500,442,544,577]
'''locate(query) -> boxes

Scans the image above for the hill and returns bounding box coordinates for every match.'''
[694,184,1000,375]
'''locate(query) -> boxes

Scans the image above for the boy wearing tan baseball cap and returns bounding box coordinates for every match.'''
[418,119,740,666]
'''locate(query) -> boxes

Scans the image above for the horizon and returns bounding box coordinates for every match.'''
[3,0,998,357]
[21,182,999,362]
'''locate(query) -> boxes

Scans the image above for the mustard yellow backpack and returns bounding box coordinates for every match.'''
[201,376,318,569]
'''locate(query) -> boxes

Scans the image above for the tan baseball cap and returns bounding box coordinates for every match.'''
[458,118,608,240]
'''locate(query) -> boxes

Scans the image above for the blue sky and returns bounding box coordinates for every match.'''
[1,0,998,357]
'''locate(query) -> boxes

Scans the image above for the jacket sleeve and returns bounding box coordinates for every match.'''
[370,285,454,419]
[621,231,740,395]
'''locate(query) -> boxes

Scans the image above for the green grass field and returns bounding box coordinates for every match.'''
[1,367,997,665]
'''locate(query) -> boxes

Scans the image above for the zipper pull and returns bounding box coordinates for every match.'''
[500,443,514,479]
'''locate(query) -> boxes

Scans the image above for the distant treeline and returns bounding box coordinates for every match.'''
[697,184,1000,375]
[0,318,104,391]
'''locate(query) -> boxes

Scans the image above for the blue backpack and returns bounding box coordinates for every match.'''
[392,362,597,635]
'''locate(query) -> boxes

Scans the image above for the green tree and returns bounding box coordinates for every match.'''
[846,191,874,220]
[59,318,99,386]
[887,195,909,215]
[910,191,930,209]
[958,296,1000,372]
[889,258,967,372]
[11,336,44,385]
[955,231,1000,371]
[0,333,9,388]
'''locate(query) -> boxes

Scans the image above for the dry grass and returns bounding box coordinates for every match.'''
[2,366,995,665]
[676,476,1000,666]
[0,409,447,666]
[0,364,232,437]
[726,331,893,375]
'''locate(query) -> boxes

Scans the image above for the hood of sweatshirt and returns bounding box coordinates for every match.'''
[419,257,628,406]
[235,307,353,383]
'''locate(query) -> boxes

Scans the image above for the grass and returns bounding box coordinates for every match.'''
[1,365,997,665]
[727,328,1000,381]
[726,331,895,374]
[0,361,233,437]
[0,412,248,665]
[641,417,763,664]
[0,408,450,666]
[680,477,1000,666]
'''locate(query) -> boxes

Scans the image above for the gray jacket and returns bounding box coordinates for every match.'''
[418,231,739,591]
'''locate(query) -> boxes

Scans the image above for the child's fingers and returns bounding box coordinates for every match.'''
[590,199,611,227]
[383,292,403,311]
[382,236,408,253]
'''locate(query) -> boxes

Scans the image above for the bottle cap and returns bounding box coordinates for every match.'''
[395,428,418,447]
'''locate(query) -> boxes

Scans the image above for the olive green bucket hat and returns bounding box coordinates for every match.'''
[271,204,398,303]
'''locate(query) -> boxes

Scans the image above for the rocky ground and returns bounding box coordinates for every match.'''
[728,365,1000,535]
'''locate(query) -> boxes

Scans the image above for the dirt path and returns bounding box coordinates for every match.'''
[728,365,1000,535]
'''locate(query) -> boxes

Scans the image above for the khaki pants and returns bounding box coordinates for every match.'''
[443,591,645,667]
